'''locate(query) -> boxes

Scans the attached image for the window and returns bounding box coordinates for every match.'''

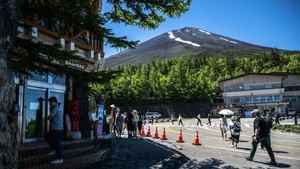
[49,73,66,85]
[29,72,48,82]
[28,72,65,85]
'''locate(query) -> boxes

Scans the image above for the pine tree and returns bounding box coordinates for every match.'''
[0,0,18,168]
[1,0,192,168]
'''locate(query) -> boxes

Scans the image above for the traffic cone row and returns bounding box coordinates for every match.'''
[141,126,201,146]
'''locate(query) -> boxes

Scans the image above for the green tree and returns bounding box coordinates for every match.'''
[1,0,192,168]
[98,53,300,105]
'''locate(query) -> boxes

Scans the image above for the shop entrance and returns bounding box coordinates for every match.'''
[22,73,66,143]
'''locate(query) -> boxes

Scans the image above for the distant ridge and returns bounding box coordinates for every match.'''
[105,27,295,68]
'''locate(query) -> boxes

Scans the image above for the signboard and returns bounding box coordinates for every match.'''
[96,100,105,137]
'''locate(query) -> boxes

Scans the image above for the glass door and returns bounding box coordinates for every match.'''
[24,87,47,141]
[49,90,65,113]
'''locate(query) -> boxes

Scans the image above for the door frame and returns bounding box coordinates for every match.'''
[23,80,66,143]
[23,86,47,143]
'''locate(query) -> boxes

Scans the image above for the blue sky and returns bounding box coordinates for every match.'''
[104,0,300,57]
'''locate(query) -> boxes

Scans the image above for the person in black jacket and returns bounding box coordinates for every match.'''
[247,111,277,165]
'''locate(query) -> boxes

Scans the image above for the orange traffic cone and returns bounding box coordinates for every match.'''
[160,128,168,140]
[192,130,201,145]
[153,127,160,139]
[146,126,152,137]
[140,126,145,136]
[176,128,184,143]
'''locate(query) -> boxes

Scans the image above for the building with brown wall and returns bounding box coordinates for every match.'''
[13,19,104,143]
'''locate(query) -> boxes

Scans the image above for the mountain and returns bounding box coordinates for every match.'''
[105,27,287,68]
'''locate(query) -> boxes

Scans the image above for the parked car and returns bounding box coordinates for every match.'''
[145,112,162,120]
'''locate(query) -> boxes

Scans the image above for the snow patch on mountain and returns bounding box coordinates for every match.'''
[219,37,238,44]
[229,40,238,44]
[168,32,200,47]
[175,37,201,47]
[168,32,176,39]
[198,29,211,35]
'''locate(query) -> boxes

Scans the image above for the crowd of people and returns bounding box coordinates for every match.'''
[107,105,144,138]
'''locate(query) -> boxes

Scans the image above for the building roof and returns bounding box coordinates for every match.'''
[219,72,300,84]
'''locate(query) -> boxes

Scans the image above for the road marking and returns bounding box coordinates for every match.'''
[163,127,300,161]
[154,123,300,146]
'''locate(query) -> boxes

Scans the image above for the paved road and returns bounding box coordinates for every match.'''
[98,118,300,169]
[144,118,300,169]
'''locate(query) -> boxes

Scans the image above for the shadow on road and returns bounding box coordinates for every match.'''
[104,138,189,169]
[273,150,289,154]
[237,147,251,151]
[239,140,249,143]
[250,160,291,168]
[237,147,289,154]
[179,158,239,169]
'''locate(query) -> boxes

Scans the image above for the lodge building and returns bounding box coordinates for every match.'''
[219,73,300,114]
[13,20,104,143]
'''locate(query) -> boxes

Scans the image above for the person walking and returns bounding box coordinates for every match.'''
[47,97,64,164]
[275,113,280,125]
[196,114,202,126]
[253,111,264,149]
[219,115,228,140]
[230,117,241,148]
[132,110,139,137]
[170,113,175,125]
[137,111,143,136]
[247,111,277,165]
[116,112,124,137]
[178,114,184,126]
[126,111,134,138]
[207,113,212,126]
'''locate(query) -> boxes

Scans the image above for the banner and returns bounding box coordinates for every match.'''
[96,100,105,137]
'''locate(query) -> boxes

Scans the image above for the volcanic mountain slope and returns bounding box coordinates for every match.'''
[105,27,281,68]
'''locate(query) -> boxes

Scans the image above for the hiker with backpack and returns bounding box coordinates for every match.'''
[230,116,241,148]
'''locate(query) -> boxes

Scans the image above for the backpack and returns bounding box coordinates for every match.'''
[233,123,241,133]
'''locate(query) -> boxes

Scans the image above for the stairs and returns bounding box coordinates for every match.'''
[18,139,111,169]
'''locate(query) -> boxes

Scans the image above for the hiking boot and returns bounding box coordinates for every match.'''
[246,157,253,161]
[270,161,277,166]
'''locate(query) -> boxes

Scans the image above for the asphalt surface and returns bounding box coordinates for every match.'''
[145,118,300,169]
[98,118,300,169]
